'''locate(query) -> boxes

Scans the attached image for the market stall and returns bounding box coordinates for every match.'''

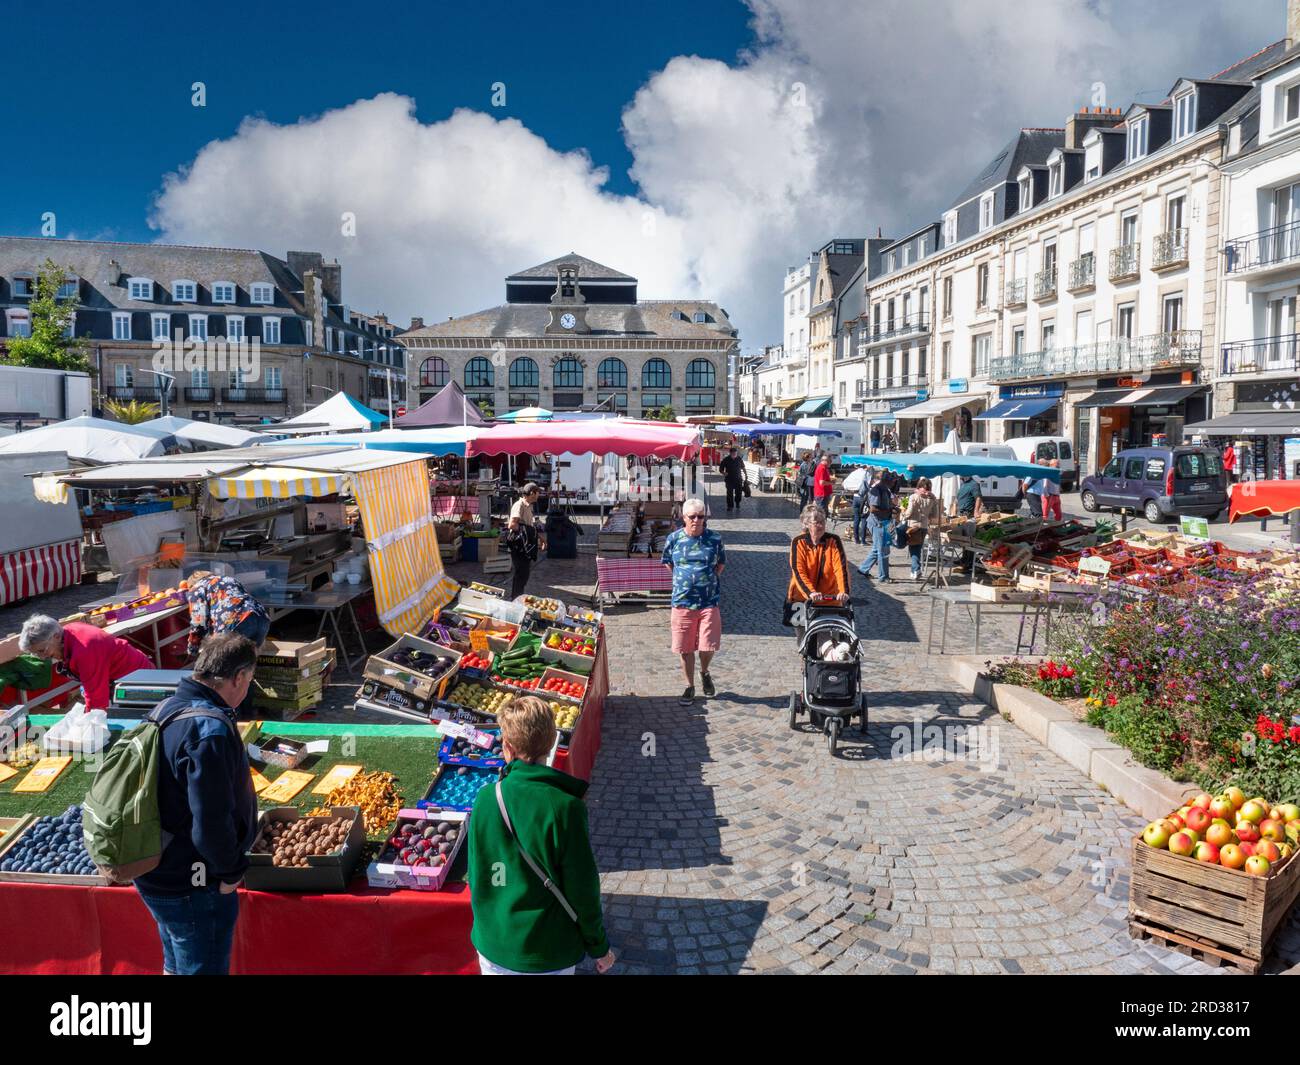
[277,392,389,433]
[0,417,166,463]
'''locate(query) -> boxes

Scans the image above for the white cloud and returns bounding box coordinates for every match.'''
[151,0,1285,347]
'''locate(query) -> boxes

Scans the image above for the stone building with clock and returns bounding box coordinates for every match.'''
[401,254,739,418]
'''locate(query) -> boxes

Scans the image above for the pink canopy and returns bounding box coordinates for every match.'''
[466,419,701,460]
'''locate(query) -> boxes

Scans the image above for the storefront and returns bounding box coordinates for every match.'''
[1184,403,1300,482]
[773,395,806,424]
[977,382,1064,442]
[893,384,990,449]
[1075,373,1208,473]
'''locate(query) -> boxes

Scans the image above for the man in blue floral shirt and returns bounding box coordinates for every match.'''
[661,498,726,705]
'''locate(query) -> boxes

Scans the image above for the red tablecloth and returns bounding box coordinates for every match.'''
[551,638,608,782]
[0,879,478,975]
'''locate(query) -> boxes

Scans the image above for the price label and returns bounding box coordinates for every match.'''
[438,719,494,749]
[1179,515,1211,542]
[1078,555,1112,579]
[14,756,73,793]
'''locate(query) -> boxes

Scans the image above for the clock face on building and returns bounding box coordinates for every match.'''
[560,313,576,330]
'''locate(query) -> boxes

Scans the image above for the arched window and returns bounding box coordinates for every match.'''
[553,357,584,389]
[465,357,494,388]
[642,358,672,389]
[597,357,627,389]
[420,356,449,389]
[685,359,716,388]
[509,357,539,388]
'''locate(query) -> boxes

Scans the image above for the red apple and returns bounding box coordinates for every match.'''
[1278,804,1300,823]
[1182,828,1201,845]
[1168,832,1196,857]
[1256,840,1282,863]
[1194,841,1221,864]
[1271,808,1284,823]
[1239,840,1256,857]
[1239,801,1267,825]
[1185,807,1212,834]
[1220,844,1247,870]
[1191,793,1214,811]
[1261,819,1286,843]
[1166,813,1186,830]
[1143,821,1173,849]
[1209,797,1236,820]
[1248,797,1270,813]
[1246,855,1271,877]
[1235,820,1261,844]
[1224,786,1246,809]
[1206,823,1234,849]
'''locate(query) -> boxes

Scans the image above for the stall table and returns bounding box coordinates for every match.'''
[265,582,372,673]
[924,586,1088,656]
[594,556,673,606]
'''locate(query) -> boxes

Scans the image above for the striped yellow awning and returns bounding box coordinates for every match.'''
[208,466,346,499]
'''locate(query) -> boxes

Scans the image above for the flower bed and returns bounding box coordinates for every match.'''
[992,570,1300,798]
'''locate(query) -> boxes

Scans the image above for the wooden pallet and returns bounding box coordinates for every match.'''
[1129,918,1259,973]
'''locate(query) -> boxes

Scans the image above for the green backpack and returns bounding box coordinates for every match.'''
[82,705,234,884]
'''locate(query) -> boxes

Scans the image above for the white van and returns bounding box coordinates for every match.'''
[794,418,862,461]
[921,441,1024,513]
[1004,436,1076,491]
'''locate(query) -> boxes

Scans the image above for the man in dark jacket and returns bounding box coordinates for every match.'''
[718,447,746,512]
[796,454,815,509]
[133,633,259,975]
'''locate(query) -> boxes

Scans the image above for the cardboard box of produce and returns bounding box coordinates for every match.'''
[0,812,112,886]
[258,637,328,669]
[244,806,366,893]
[366,808,468,892]
[254,649,335,685]
[539,628,597,675]
[365,634,460,702]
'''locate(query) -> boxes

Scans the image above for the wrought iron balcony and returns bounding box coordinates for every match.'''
[184,387,215,402]
[1033,268,1057,300]
[1003,278,1027,307]
[1109,242,1140,282]
[864,375,927,398]
[104,385,164,400]
[1067,253,1095,292]
[1152,228,1189,270]
[1224,221,1300,275]
[223,387,287,403]
[1220,334,1300,376]
[863,315,930,347]
[989,329,1202,382]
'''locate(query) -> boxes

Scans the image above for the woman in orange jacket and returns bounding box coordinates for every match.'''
[786,504,851,609]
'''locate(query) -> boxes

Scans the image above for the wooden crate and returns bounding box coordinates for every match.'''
[1129,836,1300,972]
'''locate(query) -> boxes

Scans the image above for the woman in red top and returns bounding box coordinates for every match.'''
[18,615,152,711]
[813,455,834,507]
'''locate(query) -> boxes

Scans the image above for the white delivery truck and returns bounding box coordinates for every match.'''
[794,418,863,462]
[1003,436,1077,491]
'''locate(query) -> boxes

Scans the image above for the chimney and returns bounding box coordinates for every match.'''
[409,316,424,331]
[1064,106,1123,149]
[286,250,324,282]
[1291,0,1300,46]
[319,259,343,306]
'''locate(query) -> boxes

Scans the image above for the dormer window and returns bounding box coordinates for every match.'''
[1174,90,1197,140]
[693,311,714,324]
[128,277,154,301]
[942,211,957,246]
[212,281,236,303]
[250,283,274,305]
[1084,140,1102,182]
[1278,79,1300,129]
[56,277,78,300]
[172,280,197,302]
[12,273,34,298]
[979,191,995,231]
[1018,174,1032,212]
[671,310,690,322]
[1128,116,1148,161]
[1049,160,1063,198]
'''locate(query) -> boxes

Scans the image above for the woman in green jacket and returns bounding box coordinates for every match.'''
[467,696,616,975]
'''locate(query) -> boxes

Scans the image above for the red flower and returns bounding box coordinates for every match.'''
[1290,726,1300,745]
[1105,694,1118,707]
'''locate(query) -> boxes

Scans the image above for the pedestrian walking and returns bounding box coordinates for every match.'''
[1023,460,1047,518]
[796,454,815,509]
[870,428,881,454]
[857,469,896,582]
[900,478,943,579]
[850,473,869,545]
[467,695,615,976]
[1223,442,1238,484]
[812,454,834,510]
[505,483,546,600]
[1041,458,1063,521]
[661,498,726,705]
[132,633,259,975]
[719,447,746,512]
[954,475,984,575]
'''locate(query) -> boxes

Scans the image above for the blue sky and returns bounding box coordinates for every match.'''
[0,0,755,242]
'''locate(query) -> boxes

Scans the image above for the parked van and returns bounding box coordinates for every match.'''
[921,441,1024,513]
[1003,436,1077,491]
[794,418,863,461]
[1079,446,1228,524]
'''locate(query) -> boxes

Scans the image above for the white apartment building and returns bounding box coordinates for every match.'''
[776,258,814,415]
[1203,45,1300,480]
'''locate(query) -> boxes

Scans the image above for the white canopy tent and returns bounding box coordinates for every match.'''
[0,417,166,464]
[277,392,387,433]
[138,416,262,449]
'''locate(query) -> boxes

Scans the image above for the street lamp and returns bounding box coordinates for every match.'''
[137,368,175,417]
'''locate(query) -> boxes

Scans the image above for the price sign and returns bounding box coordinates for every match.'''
[1180,515,1210,542]
[1078,555,1112,579]
[438,719,495,749]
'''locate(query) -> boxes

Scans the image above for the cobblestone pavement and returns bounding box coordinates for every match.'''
[8,480,1296,974]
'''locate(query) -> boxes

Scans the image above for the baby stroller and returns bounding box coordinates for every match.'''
[788,596,867,755]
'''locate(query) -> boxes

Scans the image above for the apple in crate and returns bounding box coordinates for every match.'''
[1260,819,1286,843]
[1256,840,1283,864]
[1205,823,1234,849]
[1279,842,1295,862]
[1220,844,1247,870]
[1246,855,1271,877]
[1185,807,1212,834]
[1240,841,1256,857]
[1168,832,1196,857]
[1236,820,1261,844]
[1223,786,1246,809]
[1278,804,1300,823]
[1194,841,1220,864]
[1209,796,1236,821]
[1142,821,1172,849]
[1190,793,1213,811]
[1287,822,1300,846]
[1238,801,1268,825]
[1166,813,1186,830]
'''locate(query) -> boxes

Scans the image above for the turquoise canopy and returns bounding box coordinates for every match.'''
[840,451,1061,483]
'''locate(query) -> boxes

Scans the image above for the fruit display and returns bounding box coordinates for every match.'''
[440,729,505,767]
[544,631,596,657]
[383,819,460,870]
[252,815,352,868]
[459,651,493,673]
[445,681,510,715]
[0,806,97,876]
[568,608,603,626]
[468,582,504,597]
[3,742,40,769]
[86,588,185,624]
[421,764,498,812]
[307,771,401,837]
[548,701,579,732]
[1140,789,1300,877]
[491,632,548,685]
[543,676,586,700]
[522,595,562,619]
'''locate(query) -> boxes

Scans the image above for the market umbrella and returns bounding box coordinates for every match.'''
[840,451,1060,483]
[0,416,166,464]
[726,423,843,439]
[1229,480,1300,522]
[257,426,476,456]
[394,381,491,428]
[138,415,262,450]
[277,392,386,432]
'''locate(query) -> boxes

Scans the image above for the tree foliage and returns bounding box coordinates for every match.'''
[101,398,160,424]
[2,259,91,372]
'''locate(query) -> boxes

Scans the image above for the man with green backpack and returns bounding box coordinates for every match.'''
[84,634,259,975]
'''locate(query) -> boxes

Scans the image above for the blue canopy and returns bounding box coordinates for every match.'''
[841,450,1061,483]
[726,423,842,438]
[259,426,475,456]
[794,395,833,416]
[976,397,1059,421]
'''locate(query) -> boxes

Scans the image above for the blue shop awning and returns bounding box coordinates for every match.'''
[794,395,833,416]
[976,397,1059,421]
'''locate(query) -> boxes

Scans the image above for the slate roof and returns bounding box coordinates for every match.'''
[948,129,1064,210]
[504,253,636,282]
[400,300,736,341]
[836,262,867,326]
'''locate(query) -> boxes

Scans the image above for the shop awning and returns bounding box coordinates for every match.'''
[1184,411,1300,437]
[976,397,1059,421]
[841,450,1060,482]
[869,414,896,425]
[894,394,983,420]
[466,420,701,460]
[773,396,806,410]
[207,450,422,499]
[726,423,842,438]
[1075,385,1204,409]
[795,395,833,416]
[1230,480,1300,521]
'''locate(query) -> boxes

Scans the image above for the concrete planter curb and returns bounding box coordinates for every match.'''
[946,655,1197,822]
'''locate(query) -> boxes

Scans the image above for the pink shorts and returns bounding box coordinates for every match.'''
[670,607,722,654]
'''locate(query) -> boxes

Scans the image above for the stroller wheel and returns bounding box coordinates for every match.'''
[788,693,801,729]
[826,716,841,755]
